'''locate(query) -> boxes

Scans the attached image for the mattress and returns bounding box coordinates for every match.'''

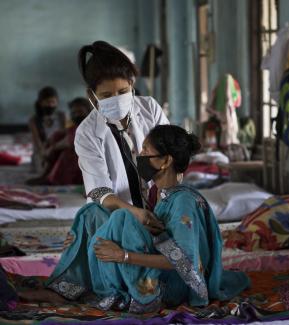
[0,192,85,225]
[199,182,272,222]
[2,245,289,277]
[222,247,289,272]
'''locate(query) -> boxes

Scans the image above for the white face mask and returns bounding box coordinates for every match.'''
[89,90,134,123]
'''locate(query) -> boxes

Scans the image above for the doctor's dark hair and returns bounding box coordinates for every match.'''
[147,125,201,173]
[78,41,138,90]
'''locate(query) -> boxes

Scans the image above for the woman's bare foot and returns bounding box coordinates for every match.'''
[18,288,67,304]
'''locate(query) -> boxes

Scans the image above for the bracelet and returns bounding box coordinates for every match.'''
[123,250,129,263]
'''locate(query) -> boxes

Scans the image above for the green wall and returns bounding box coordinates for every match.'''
[279,0,289,27]
[0,0,159,124]
[0,0,252,127]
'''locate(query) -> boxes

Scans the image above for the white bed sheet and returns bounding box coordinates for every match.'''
[199,182,272,222]
[0,192,86,225]
[0,182,271,225]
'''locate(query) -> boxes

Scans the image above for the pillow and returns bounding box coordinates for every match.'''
[200,182,271,222]
[192,151,229,164]
[224,195,289,251]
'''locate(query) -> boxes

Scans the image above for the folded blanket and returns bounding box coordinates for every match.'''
[224,195,289,251]
[0,188,59,210]
[0,152,21,166]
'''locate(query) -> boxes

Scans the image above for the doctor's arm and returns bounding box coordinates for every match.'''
[100,195,164,233]
[75,132,163,232]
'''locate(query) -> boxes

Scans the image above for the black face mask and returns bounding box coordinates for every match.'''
[136,155,163,182]
[71,115,86,125]
[42,106,57,116]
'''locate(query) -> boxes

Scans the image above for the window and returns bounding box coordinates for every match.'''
[260,0,279,138]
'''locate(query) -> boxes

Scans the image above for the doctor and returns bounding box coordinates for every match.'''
[74,41,168,233]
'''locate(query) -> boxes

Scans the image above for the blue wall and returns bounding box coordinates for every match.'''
[279,0,289,27]
[165,0,251,125]
[166,0,198,126]
[135,0,161,97]
[0,0,253,126]
[0,0,159,124]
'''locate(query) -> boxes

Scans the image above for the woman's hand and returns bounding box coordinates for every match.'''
[132,208,165,235]
[94,238,124,263]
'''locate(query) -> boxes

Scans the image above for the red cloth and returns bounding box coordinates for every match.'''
[184,161,229,176]
[0,188,58,209]
[0,152,21,166]
[46,126,83,185]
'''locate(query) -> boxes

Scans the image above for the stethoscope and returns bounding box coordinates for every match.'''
[118,124,151,209]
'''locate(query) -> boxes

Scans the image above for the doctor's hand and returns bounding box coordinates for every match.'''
[133,208,165,235]
[94,238,124,263]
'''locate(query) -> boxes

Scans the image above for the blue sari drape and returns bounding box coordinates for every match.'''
[46,185,249,313]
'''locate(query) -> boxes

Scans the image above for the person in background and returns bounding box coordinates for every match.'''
[27,97,91,185]
[29,86,65,173]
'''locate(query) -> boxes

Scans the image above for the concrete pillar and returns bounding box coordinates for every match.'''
[166,0,198,127]
[208,0,250,116]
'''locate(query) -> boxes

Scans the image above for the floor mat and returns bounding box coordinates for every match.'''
[0,253,60,276]
[1,271,289,324]
[1,225,70,254]
[0,164,36,186]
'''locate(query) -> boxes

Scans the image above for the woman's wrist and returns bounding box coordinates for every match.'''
[120,249,129,263]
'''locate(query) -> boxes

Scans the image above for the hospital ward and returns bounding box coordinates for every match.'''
[1,1,289,324]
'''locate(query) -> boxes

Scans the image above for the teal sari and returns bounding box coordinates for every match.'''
[46,185,249,313]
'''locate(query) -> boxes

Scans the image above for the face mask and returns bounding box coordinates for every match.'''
[90,90,134,122]
[136,155,163,182]
[42,106,56,116]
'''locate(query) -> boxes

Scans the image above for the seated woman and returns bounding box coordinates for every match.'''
[27,97,91,185]
[29,86,65,173]
[20,125,250,313]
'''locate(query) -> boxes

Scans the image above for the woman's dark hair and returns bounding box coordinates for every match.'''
[34,86,59,141]
[35,86,58,115]
[147,125,201,173]
[78,40,138,90]
[37,86,58,102]
[68,97,91,113]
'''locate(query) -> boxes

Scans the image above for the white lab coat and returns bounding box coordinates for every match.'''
[75,96,169,203]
